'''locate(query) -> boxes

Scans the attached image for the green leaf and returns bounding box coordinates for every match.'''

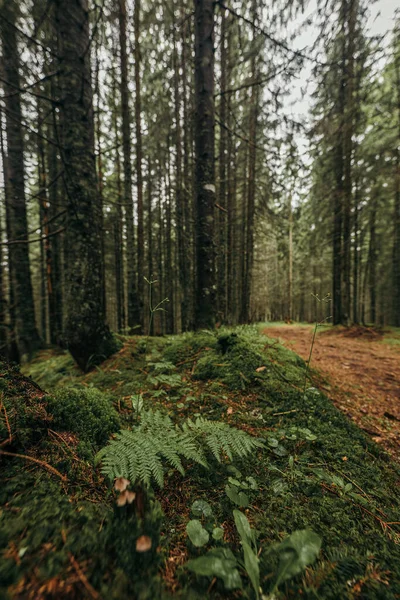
[225,484,249,507]
[228,477,242,487]
[246,476,258,490]
[268,437,279,448]
[271,478,289,496]
[274,529,322,587]
[242,541,260,599]
[186,548,242,590]
[191,500,213,519]
[212,527,224,541]
[273,445,288,457]
[186,519,210,547]
[233,509,253,546]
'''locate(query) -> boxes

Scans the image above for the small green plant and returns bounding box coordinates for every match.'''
[96,405,264,488]
[186,509,261,598]
[186,500,224,547]
[144,276,169,351]
[225,466,259,508]
[303,293,332,396]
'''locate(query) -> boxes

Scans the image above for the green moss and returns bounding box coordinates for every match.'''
[46,387,120,448]
[164,331,218,364]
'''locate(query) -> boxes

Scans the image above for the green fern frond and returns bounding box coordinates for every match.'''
[96,407,264,489]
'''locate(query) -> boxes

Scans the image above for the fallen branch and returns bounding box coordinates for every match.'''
[68,553,101,600]
[0,450,67,481]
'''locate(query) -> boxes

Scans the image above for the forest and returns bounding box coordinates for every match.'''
[0,0,400,598]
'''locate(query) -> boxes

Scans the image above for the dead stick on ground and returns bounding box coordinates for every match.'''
[0,450,67,481]
[69,553,101,600]
[0,401,12,447]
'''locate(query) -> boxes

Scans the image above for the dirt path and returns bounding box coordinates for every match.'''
[262,325,400,459]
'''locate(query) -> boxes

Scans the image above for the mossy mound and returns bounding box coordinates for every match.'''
[47,387,120,448]
[14,328,400,599]
[0,361,164,600]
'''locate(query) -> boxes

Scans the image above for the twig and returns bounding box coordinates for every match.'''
[0,398,12,447]
[69,553,101,600]
[0,450,67,481]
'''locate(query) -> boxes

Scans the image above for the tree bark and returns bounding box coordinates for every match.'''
[134,0,144,333]
[55,0,118,371]
[0,1,42,359]
[217,5,228,323]
[194,0,216,329]
[118,0,139,332]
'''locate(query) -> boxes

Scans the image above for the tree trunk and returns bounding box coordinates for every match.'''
[194,0,216,329]
[173,6,186,332]
[369,196,377,324]
[393,46,400,326]
[0,1,42,359]
[217,5,228,323]
[118,0,139,332]
[134,0,144,333]
[55,0,118,371]
[342,0,357,325]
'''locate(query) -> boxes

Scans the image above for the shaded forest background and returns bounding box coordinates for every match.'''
[0,0,399,367]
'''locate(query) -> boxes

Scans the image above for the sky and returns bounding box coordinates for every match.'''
[287,0,398,121]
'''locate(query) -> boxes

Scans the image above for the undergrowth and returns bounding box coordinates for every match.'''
[0,326,397,599]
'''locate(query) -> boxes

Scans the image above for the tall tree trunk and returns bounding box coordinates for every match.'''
[194,0,216,328]
[134,0,144,333]
[173,6,186,332]
[37,102,49,343]
[181,8,194,329]
[118,0,138,332]
[55,0,118,371]
[240,3,258,324]
[342,0,357,325]
[393,45,400,326]
[0,1,42,359]
[288,194,293,321]
[369,196,377,324]
[165,141,174,334]
[217,5,227,323]
[147,159,153,334]
[353,179,359,324]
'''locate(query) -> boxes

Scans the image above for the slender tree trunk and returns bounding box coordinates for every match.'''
[342,0,357,325]
[118,0,138,332]
[393,48,400,326]
[194,0,216,328]
[55,0,117,370]
[165,141,174,334]
[0,1,42,359]
[147,159,153,335]
[288,194,293,321]
[217,5,228,323]
[353,179,359,323]
[37,102,49,343]
[173,7,186,332]
[369,196,377,324]
[181,9,194,329]
[134,0,144,332]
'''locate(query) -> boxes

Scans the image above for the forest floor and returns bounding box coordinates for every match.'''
[2,326,400,599]
[262,324,400,460]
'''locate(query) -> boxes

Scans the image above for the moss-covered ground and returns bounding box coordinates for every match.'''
[0,326,399,598]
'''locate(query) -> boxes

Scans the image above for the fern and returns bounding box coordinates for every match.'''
[183,417,264,462]
[96,408,264,488]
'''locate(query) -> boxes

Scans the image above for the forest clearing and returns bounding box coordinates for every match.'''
[1,0,400,598]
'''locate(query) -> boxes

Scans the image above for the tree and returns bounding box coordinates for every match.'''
[0,0,42,359]
[194,0,216,329]
[54,0,118,370]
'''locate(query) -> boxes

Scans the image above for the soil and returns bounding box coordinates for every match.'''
[262,325,400,460]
